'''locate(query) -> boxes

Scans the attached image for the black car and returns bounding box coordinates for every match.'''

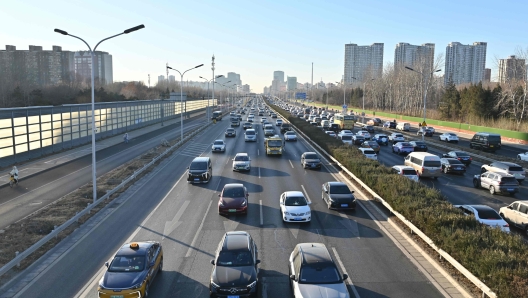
[440,158,466,175]
[329,123,340,133]
[409,141,428,152]
[210,231,260,297]
[322,181,356,210]
[242,122,252,130]
[301,152,322,170]
[442,151,472,166]
[417,127,434,137]
[352,135,365,145]
[364,125,375,133]
[384,121,396,129]
[280,123,292,134]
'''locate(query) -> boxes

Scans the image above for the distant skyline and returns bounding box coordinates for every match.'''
[1,0,527,93]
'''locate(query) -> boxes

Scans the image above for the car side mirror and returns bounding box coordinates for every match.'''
[256,260,261,265]
[289,274,295,280]
[343,274,348,280]
[210,259,215,265]
[105,262,109,268]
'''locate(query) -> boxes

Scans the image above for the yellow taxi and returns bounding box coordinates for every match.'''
[98,241,163,298]
[361,141,381,153]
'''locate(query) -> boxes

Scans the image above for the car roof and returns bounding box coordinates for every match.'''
[193,156,210,162]
[222,231,250,251]
[499,161,521,167]
[284,191,305,197]
[455,205,496,212]
[327,181,346,187]
[303,151,317,155]
[117,241,156,256]
[235,153,248,157]
[224,183,244,189]
[393,165,414,170]
[297,243,334,266]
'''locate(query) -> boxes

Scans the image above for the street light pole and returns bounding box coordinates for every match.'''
[362,79,374,124]
[54,24,145,203]
[405,66,441,141]
[167,64,204,140]
[200,75,223,122]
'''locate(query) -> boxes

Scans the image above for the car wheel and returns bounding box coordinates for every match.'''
[472,179,479,188]
[158,258,163,273]
[489,186,496,195]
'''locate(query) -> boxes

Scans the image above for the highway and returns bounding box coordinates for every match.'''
[0,114,207,229]
[3,110,445,298]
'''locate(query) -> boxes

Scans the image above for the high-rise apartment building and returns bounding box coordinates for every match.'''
[394,42,435,70]
[158,75,165,85]
[227,72,242,86]
[74,51,113,85]
[168,75,175,83]
[444,42,487,85]
[273,71,284,83]
[498,55,526,83]
[286,76,297,91]
[483,68,491,82]
[343,43,384,84]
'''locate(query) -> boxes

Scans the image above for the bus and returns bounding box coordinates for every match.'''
[333,113,355,130]
[212,111,222,121]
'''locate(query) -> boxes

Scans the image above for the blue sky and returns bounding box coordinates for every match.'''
[1,0,526,92]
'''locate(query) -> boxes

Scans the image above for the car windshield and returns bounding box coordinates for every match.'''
[395,134,403,137]
[424,161,441,167]
[402,169,417,175]
[476,209,501,220]
[227,129,234,132]
[363,150,376,154]
[299,266,341,284]
[285,196,308,206]
[268,140,282,147]
[414,142,425,145]
[216,250,253,267]
[454,152,468,156]
[330,185,351,194]
[341,136,352,140]
[285,132,295,135]
[501,177,518,183]
[190,161,207,170]
[447,159,463,164]
[246,131,255,135]
[222,187,245,198]
[508,166,524,171]
[488,136,501,141]
[400,142,412,146]
[109,255,146,272]
[448,133,457,136]
[234,155,249,161]
[305,154,318,159]
[214,141,224,145]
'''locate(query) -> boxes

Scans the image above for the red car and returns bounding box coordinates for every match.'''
[218,183,249,215]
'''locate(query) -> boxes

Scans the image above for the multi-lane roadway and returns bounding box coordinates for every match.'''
[2,109,448,298]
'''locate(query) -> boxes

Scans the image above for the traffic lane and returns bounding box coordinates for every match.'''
[8,120,228,298]
[0,119,206,229]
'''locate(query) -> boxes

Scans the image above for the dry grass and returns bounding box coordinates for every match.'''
[0,131,194,287]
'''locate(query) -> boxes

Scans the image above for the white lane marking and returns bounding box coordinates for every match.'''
[331,247,361,298]
[163,200,190,239]
[288,160,294,168]
[259,200,263,226]
[185,199,213,258]
[257,149,259,155]
[226,157,230,165]
[258,167,261,178]
[300,185,311,203]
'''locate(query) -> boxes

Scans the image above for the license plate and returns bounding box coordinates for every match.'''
[490,145,494,147]
[507,188,514,192]
[311,164,316,168]
[341,204,348,207]
[111,296,124,298]
[294,217,302,221]
[194,178,200,181]
[229,209,237,212]
[228,296,240,298]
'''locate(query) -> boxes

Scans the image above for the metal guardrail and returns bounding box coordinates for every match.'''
[274,106,497,298]
[0,123,210,278]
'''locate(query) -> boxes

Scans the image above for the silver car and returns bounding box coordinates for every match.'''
[289,243,350,298]
[211,140,226,152]
[473,172,519,195]
[232,153,251,171]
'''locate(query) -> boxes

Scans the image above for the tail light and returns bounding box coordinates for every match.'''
[422,167,425,173]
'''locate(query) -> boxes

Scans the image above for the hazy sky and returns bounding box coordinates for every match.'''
[1,0,527,92]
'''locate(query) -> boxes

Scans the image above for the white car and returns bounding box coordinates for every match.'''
[455,205,510,233]
[244,129,257,142]
[389,132,405,144]
[284,131,297,141]
[325,131,337,138]
[439,132,459,143]
[279,191,311,222]
[517,152,528,161]
[339,134,353,145]
[392,165,419,182]
[276,119,283,126]
[338,130,353,137]
[260,117,268,123]
[356,130,371,140]
[358,147,377,160]
[211,140,226,152]
[232,153,251,171]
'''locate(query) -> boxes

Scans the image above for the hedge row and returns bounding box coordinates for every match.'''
[271,103,528,297]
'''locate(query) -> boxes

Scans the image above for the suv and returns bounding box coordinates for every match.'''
[210,231,260,297]
[187,157,212,183]
[481,162,525,183]
[388,132,405,144]
[473,172,519,195]
[470,132,501,152]
[289,243,349,298]
[499,201,528,235]
[280,123,292,134]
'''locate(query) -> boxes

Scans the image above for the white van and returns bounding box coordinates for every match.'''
[396,122,411,131]
[321,120,330,128]
[404,152,442,179]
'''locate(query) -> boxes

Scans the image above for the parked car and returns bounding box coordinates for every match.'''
[408,140,428,152]
[361,141,380,153]
[289,243,350,298]
[392,142,414,155]
[473,172,519,195]
[301,152,322,170]
[455,205,510,232]
[209,231,259,297]
[321,181,356,210]
[279,191,312,222]
[388,133,405,144]
[442,151,472,166]
[439,132,459,143]
[391,165,419,182]
[499,201,528,235]
[373,134,389,146]
[481,162,525,183]
[440,158,466,175]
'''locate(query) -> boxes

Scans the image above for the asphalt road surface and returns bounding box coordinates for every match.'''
[4,115,443,298]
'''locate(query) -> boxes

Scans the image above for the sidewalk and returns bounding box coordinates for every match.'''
[0,115,207,187]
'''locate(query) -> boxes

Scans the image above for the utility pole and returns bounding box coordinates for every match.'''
[311,62,313,103]
[212,55,215,118]
[148,74,150,88]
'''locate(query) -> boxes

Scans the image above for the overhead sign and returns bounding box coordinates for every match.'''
[295,92,307,99]
[342,105,347,109]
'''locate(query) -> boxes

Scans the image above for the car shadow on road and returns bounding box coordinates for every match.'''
[252,167,291,178]
[353,285,389,298]
[160,266,211,297]
[258,268,292,298]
